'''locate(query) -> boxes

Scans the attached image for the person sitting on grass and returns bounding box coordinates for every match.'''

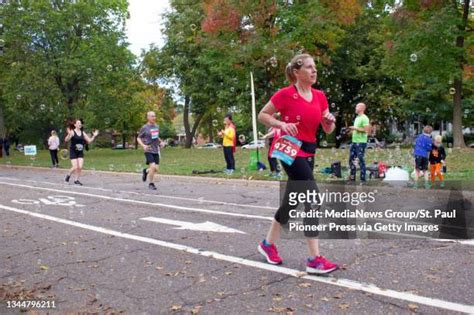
[429,135,446,188]
[412,125,433,189]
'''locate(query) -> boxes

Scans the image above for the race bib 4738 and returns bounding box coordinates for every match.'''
[270,135,302,166]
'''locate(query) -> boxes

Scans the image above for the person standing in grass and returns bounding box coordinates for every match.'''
[137,111,162,191]
[412,125,433,189]
[48,130,60,168]
[348,103,370,184]
[429,134,446,188]
[2,135,10,157]
[64,119,99,186]
[218,113,236,174]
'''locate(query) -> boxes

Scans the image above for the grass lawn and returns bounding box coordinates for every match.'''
[1,146,473,182]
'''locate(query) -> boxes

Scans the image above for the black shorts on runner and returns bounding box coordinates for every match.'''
[415,155,428,171]
[145,152,160,165]
[70,150,84,160]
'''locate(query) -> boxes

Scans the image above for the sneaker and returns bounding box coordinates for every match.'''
[74,180,83,186]
[142,168,148,182]
[306,256,339,274]
[65,175,71,183]
[148,183,157,190]
[257,241,282,265]
[273,173,283,180]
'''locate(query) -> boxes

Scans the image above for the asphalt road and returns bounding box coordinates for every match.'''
[0,166,473,314]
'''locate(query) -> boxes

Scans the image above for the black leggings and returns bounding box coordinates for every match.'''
[275,156,319,237]
[223,146,235,170]
[49,149,59,166]
[268,156,281,173]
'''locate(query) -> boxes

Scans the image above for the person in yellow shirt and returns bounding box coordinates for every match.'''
[218,114,236,174]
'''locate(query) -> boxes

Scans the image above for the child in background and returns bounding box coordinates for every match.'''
[429,135,446,188]
[412,125,433,189]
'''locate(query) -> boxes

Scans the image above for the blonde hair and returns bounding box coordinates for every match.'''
[51,130,57,136]
[423,125,433,134]
[285,54,313,84]
[434,135,442,142]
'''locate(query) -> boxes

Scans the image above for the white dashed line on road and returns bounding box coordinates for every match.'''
[0,181,273,221]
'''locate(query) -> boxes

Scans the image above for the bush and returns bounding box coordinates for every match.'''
[17,129,47,148]
[160,122,177,139]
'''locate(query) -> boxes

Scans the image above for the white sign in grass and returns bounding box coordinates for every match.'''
[24,145,37,156]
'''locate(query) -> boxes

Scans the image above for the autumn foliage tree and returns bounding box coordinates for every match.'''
[144,0,472,148]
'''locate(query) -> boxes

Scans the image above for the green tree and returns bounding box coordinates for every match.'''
[142,0,208,148]
[0,0,139,143]
[143,0,361,148]
[383,0,473,147]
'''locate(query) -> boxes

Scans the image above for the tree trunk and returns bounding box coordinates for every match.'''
[0,103,5,138]
[56,74,79,117]
[452,0,469,148]
[183,96,204,148]
[122,122,127,149]
[452,78,465,148]
[208,119,214,143]
[183,96,192,148]
[0,103,4,158]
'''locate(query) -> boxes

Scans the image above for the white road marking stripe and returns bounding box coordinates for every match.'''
[435,239,474,246]
[1,181,472,245]
[0,181,273,221]
[0,203,473,314]
[0,176,276,210]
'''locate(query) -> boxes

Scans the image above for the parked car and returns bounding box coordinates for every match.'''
[339,137,385,150]
[241,140,265,150]
[197,142,222,149]
[113,143,136,149]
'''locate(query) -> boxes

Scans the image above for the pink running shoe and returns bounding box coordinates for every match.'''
[258,241,283,265]
[306,256,339,274]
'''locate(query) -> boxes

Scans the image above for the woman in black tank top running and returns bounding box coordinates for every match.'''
[70,130,85,157]
[64,119,99,185]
